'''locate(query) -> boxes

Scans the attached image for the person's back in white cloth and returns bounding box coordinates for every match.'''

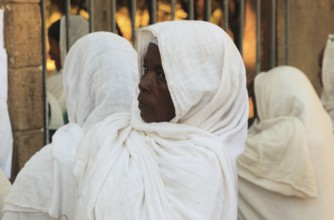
[320,34,334,131]
[237,66,334,220]
[74,20,248,220]
[2,32,139,220]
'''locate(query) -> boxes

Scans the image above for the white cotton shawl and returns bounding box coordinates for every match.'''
[75,21,248,220]
[321,34,334,131]
[237,66,334,220]
[2,32,139,220]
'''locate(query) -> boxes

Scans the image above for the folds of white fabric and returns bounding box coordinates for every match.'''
[3,123,83,220]
[321,34,334,131]
[47,92,65,130]
[238,117,317,198]
[238,66,334,220]
[75,112,236,220]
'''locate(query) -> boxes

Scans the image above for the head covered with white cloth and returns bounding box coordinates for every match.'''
[75,20,248,220]
[237,66,334,220]
[2,32,139,220]
[321,34,334,130]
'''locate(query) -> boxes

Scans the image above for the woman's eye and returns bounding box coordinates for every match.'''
[157,72,166,80]
[143,65,148,73]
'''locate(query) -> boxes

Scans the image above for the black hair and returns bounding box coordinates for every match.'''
[48,19,61,43]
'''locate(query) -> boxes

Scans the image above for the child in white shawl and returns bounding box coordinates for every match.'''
[74,20,248,220]
[320,34,334,131]
[2,32,139,220]
[237,66,334,220]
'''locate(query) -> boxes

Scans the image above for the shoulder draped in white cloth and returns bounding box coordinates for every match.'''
[237,66,334,220]
[2,32,139,220]
[321,34,334,131]
[74,20,248,220]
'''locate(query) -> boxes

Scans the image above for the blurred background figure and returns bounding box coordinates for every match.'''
[238,66,334,220]
[319,34,334,131]
[47,15,89,141]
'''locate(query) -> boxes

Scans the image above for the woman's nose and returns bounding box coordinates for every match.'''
[138,72,154,93]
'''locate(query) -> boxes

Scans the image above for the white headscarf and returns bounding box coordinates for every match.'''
[75,21,248,220]
[321,34,334,130]
[3,32,139,220]
[238,66,334,220]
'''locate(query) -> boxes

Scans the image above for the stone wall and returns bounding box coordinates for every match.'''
[0,0,44,180]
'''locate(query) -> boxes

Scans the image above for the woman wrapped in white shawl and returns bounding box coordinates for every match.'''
[2,32,139,220]
[75,20,248,220]
[237,66,334,220]
[320,34,334,131]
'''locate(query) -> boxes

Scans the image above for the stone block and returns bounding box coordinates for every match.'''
[11,129,44,180]
[8,67,44,131]
[0,2,42,68]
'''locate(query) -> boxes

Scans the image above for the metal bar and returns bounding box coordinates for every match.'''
[223,0,228,30]
[130,0,136,43]
[65,0,70,52]
[149,0,157,24]
[188,0,194,20]
[111,0,116,32]
[40,0,48,144]
[270,0,276,68]
[205,0,211,21]
[170,0,175,20]
[285,0,289,65]
[88,0,93,32]
[239,0,244,56]
[255,0,261,74]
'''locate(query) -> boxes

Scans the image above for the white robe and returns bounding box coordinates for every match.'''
[238,66,334,220]
[2,32,139,219]
[75,21,248,220]
[321,34,334,131]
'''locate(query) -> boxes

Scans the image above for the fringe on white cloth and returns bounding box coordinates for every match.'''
[74,21,248,220]
[321,34,334,131]
[2,32,139,220]
[238,66,334,220]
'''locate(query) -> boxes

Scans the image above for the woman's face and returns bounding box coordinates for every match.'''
[48,36,61,71]
[137,43,175,123]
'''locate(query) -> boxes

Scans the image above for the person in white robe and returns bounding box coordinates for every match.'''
[74,20,248,220]
[237,66,334,220]
[47,15,89,133]
[320,34,334,131]
[2,32,139,220]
